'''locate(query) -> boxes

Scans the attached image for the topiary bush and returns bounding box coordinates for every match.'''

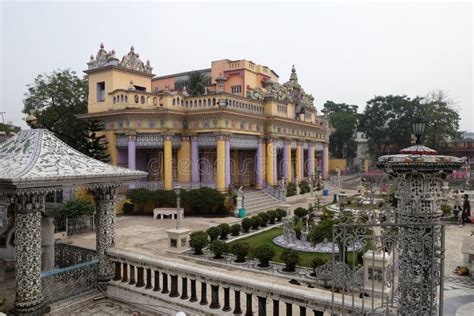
[250,216,261,230]
[230,223,241,236]
[209,240,229,259]
[286,182,296,197]
[275,208,287,221]
[231,242,250,263]
[217,223,231,240]
[266,210,277,224]
[294,207,308,219]
[182,187,226,216]
[241,218,252,233]
[254,244,275,268]
[258,212,270,227]
[299,180,310,194]
[207,226,221,241]
[152,189,177,208]
[189,231,208,255]
[125,188,153,214]
[122,202,134,215]
[281,249,300,272]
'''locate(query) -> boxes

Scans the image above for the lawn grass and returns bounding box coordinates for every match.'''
[229,227,332,268]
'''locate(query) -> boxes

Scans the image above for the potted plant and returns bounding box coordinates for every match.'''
[217,223,231,240]
[241,218,252,233]
[231,242,250,263]
[209,240,229,259]
[254,244,275,268]
[207,226,221,241]
[281,249,300,272]
[189,231,208,255]
[230,223,241,236]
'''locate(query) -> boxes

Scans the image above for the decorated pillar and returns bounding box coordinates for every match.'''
[164,135,173,190]
[14,192,44,315]
[225,137,231,189]
[94,186,118,285]
[322,143,329,179]
[127,133,136,170]
[266,138,274,185]
[296,142,302,180]
[308,143,314,177]
[256,138,263,189]
[262,142,267,182]
[377,138,464,314]
[216,134,226,192]
[177,136,191,183]
[273,143,277,183]
[282,140,289,179]
[287,141,292,182]
[191,136,200,186]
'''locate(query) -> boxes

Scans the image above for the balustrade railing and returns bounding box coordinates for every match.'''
[263,181,287,202]
[107,248,353,315]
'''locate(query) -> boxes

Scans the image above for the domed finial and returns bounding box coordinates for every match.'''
[100,43,104,49]
[90,54,94,60]
[130,46,135,52]
[291,64,296,73]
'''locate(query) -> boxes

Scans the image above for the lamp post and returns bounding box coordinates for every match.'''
[377,118,465,314]
[174,185,181,230]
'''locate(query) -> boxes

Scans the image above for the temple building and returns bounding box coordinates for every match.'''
[79,44,332,192]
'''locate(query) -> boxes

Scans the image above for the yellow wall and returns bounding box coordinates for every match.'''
[164,138,173,189]
[216,138,226,192]
[328,159,347,172]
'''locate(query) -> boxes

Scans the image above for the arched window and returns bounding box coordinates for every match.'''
[141,96,145,104]
[194,100,197,107]
[134,95,139,103]
[153,97,157,106]
[213,98,216,106]
[125,96,128,103]
[113,96,116,104]
[208,99,211,106]
[199,100,202,107]
[185,101,188,107]
[181,100,183,106]
[172,98,176,106]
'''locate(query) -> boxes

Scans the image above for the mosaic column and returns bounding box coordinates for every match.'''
[377,146,464,315]
[14,192,44,315]
[164,135,173,190]
[256,138,263,189]
[94,186,118,286]
[216,134,226,192]
[322,143,329,179]
[191,136,200,186]
[308,143,314,177]
[266,138,274,185]
[127,133,136,170]
[225,136,231,189]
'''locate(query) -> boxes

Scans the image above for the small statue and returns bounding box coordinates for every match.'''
[237,186,244,199]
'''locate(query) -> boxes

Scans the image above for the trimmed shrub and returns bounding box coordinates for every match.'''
[286,182,296,197]
[254,244,275,267]
[230,223,241,236]
[209,240,229,259]
[441,204,453,216]
[281,249,300,272]
[241,218,252,233]
[182,187,226,216]
[275,208,287,221]
[218,223,231,240]
[250,216,262,230]
[299,180,310,194]
[152,189,177,208]
[189,231,208,255]
[308,219,335,244]
[266,210,277,224]
[125,188,152,213]
[51,199,95,220]
[258,212,270,227]
[231,242,250,263]
[122,202,134,215]
[294,207,308,219]
[207,226,221,241]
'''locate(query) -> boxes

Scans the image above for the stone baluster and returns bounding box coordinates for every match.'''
[245,293,253,316]
[210,284,221,309]
[161,272,169,294]
[180,277,189,300]
[93,186,118,286]
[153,270,161,292]
[273,299,280,316]
[285,302,292,316]
[234,289,243,314]
[299,306,306,316]
[258,296,267,316]
[145,268,152,290]
[190,279,198,302]
[200,281,208,305]
[113,262,121,281]
[122,263,128,283]
[13,192,45,315]
[169,274,180,297]
[136,267,145,287]
[223,287,231,312]
[128,265,136,285]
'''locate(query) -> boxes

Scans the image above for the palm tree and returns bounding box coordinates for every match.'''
[187,71,209,96]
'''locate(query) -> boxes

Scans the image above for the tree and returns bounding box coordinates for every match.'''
[281,249,300,272]
[187,71,209,96]
[241,218,252,233]
[323,101,358,159]
[79,120,110,162]
[217,223,231,240]
[231,242,250,263]
[209,240,229,259]
[189,231,208,255]
[254,245,275,267]
[207,226,221,241]
[22,69,88,150]
[230,223,241,236]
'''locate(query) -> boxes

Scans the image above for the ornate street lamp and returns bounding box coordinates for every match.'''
[174,185,181,229]
[377,118,465,314]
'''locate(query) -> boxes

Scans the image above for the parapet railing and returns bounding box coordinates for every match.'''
[107,248,355,315]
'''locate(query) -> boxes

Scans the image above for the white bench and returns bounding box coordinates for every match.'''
[153,208,184,220]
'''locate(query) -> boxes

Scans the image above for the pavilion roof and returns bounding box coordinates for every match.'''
[0,129,147,193]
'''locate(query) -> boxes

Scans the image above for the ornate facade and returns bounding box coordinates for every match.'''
[80,44,332,192]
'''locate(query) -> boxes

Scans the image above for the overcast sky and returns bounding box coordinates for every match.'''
[1,1,472,130]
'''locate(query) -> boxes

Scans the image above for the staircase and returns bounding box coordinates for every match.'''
[243,189,282,216]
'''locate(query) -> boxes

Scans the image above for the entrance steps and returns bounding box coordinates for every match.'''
[243,189,282,216]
